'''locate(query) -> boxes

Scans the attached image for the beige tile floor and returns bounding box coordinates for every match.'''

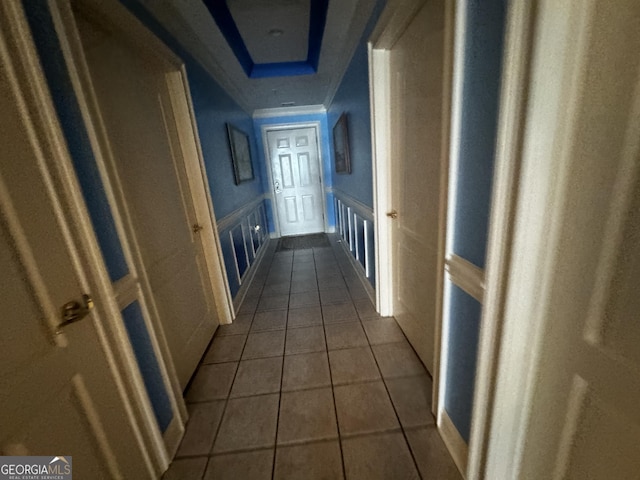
[163,236,461,480]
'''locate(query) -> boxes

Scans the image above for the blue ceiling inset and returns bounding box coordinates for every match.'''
[202,0,329,79]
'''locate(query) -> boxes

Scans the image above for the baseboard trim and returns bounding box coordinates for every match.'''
[162,414,184,464]
[439,408,469,478]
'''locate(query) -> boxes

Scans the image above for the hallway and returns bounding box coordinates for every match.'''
[163,235,461,479]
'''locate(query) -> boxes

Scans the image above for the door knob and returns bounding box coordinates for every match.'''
[274,180,281,194]
[57,294,94,334]
[386,210,398,219]
[192,223,204,233]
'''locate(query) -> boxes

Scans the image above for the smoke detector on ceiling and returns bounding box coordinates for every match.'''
[268,29,284,37]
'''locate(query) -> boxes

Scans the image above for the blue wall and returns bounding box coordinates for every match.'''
[253,113,334,233]
[326,0,385,208]
[188,67,262,219]
[444,0,506,443]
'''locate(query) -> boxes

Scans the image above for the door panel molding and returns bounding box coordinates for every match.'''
[0,2,157,475]
[48,0,187,458]
[261,122,328,237]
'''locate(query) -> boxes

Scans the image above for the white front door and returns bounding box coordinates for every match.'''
[0,32,151,478]
[70,6,219,389]
[267,127,325,237]
[388,0,447,375]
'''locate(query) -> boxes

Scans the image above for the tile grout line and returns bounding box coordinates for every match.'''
[331,235,426,479]
[360,316,425,480]
[205,249,277,462]
[270,253,293,480]
[315,247,348,480]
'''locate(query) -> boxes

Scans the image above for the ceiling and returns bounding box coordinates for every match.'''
[138,0,378,113]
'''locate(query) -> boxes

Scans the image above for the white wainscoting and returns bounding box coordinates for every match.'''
[332,189,375,298]
[217,198,270,312]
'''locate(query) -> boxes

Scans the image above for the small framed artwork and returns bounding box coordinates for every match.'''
[227,123,254,184]
[333,113,351,174]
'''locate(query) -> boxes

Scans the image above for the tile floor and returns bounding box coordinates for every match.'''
[163,236,461,480]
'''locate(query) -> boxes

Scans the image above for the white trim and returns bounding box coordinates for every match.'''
[466,1,534,478]
[445,254,485,303]
[369,44,393,317]
[216,195,266,232]
[165,69,234,326]
[437,0,467,455]
[0,1,159,476]
[232,238,273,312]
[229,228,242,288]
[431,0,456,420]
[364,219,371,277]
[260,122,328,237]
[50,0,194,440]
[347,207,353,251]
[333,236,376,305]
[469,1,622,478]
[252,105,326,119]
[440,408,469,478]
[331,188,374,221]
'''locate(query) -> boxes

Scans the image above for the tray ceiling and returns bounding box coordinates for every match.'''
[137,0,378,112]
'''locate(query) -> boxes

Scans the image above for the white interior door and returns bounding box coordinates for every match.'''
[475,1,640,478]
[267,127,325,237]
[388,0,447,374]
[72,8,218,389]
[0,36,151,478]
[514,2,640,478]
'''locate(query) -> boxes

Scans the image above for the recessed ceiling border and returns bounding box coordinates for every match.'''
[202,0,329,79]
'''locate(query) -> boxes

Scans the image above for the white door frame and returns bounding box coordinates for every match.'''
[465,2,534,477]
[46,0,233,465]
[261,122,328,237]
[368,0,455,418]
[2,1,161,476]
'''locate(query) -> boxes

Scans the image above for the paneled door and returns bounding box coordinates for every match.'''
[0,22,151,477]
[388,0,448,375]
[267,127,325,236]
[70,5,219,389]
[499,1,640,478]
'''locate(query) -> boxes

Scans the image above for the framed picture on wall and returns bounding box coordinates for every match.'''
[333,113,351,174]
[227,123,254,184]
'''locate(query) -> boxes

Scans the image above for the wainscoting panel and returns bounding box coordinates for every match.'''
[218,199,269,298]
[333,190,375,289]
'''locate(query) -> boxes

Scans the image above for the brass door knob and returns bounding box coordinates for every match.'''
[386,210,398,219]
